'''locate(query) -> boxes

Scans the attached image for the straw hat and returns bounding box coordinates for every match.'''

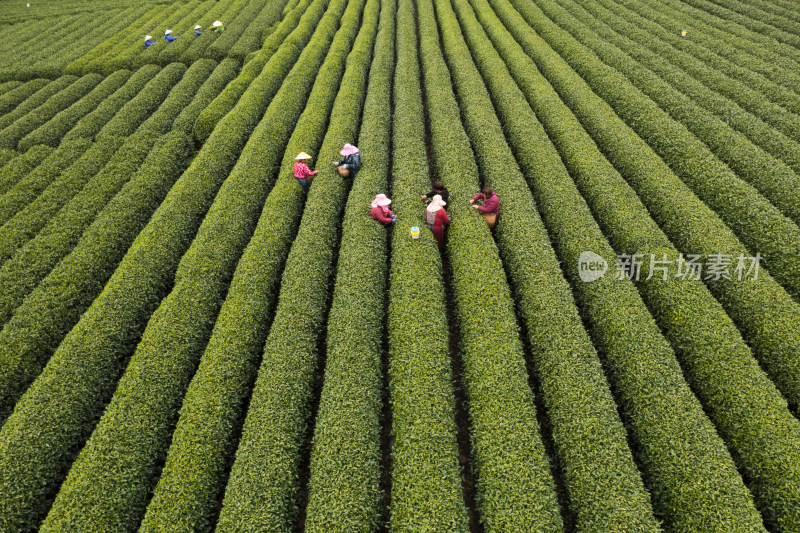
[165,29,172,35]
[195,25,202,29]
[212,20,222,27]
[295,152,312,160]
[145,35,153,41]
[340,143,359,156]
[427,194,446,212]
[371,194,391,208]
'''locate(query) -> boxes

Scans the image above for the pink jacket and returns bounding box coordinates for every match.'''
[371,206,394,224]
[472,192,499,214]
[294,161,318,179]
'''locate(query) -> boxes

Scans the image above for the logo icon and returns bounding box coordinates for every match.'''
[578,251,607,282]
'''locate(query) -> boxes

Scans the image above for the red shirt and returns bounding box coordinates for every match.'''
[425,208,450,227]
[472,192,499,214]
[371,206,394,224]
[293,161,317,179]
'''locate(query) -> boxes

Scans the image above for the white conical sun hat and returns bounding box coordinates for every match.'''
[212,20,222,27]
[295,152,312,160]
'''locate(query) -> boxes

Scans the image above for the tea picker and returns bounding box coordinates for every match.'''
[144,35,156,48]
[421,181,449,204]
[194,25,204,37]
[333,143,362,182]
[470,187,499,230]
[212,20,225,34]
[293,152,318,195]
[165,29,177,42]
[370,194,395,225]
[425,194,450,249]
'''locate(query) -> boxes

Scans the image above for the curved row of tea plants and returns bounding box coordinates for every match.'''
[136,59,217,134]
[96,62,186,138]
[0,132,194,533]
[472,2,771,530]
[171,57,240,135]
[17,70,132,150]
[0,138,90,227]
[466,1,800,528]
[416,0,565,528]
[62,64,160,141]
[0,134,159,331]
[640,0,800,92]
[192,0,325,142]
[0,75,76,132]
[442,0,662,529]
[40,0,359,529]
[303,0,397,528]
[506,0,800,307]
[491,0,800,411]
[215,0,375,528]
[139,0,371,530]
[575,0,800,144]
[0,144,52,196]
[0,73,102,149]
[540,0,800,225]
[0,136,125,265]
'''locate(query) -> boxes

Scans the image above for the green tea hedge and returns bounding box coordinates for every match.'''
[380,1,468,528]
[0,78,49,115]
[171,58,240,135]
[62,64,161,141]
[0,138,90,227]
[227,0,290,61]
[203,0,269,61]
[17,70,132,151]
[304,0,396,529]
[575,0,800,147]
[96,62,186,138]
[137,59,217,134]
[192,0,322,142]
[503,0,800,306]
[42,0,362,530]
[0,73,102,149]
[0,144,52,196]
[476,0,800,527]
[0,76,77,132]
[417,0,565,528]
[0,132,196,533]
[444,0,663,529]
[214,0,378,528]
[539,0,800,225]
[0,134,159,332]
[0,137,124,266]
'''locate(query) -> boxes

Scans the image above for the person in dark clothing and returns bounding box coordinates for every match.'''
[164,29,177,42]
[144,35,156,48]
[421,181,449,205]
[332,143,362,182]
[194,25,204,37]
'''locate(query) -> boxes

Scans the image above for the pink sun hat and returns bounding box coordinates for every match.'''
[371,194,391,209]
[340,143,359,156]
[427,194,446,212]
